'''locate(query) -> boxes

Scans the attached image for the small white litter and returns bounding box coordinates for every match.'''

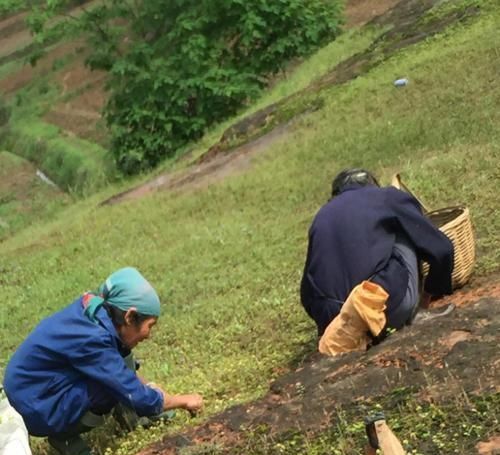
[393,78,409,87]
[36,170,58,188]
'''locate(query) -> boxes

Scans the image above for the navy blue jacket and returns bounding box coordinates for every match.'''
[300,184,454,335]
[3,297,163,436]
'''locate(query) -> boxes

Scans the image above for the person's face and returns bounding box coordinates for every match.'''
[118,309,157,349]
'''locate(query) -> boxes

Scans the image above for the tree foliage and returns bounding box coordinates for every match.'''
[29,0,343,174]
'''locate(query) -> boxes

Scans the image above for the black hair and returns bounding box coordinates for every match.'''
[331,168,380,198]
[103,302,153,327]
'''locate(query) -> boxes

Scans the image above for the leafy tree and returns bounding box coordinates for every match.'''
[29,0,343,174]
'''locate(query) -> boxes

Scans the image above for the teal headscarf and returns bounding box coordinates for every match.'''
[84,267,161,323]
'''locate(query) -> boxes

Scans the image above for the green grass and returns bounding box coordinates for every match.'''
[4,73,116,193]
[0,47,114,194]
[247,27,385,114]
[0,150,70,241]
[4,117,115,193]
[231,391,500,454]
[1,2,500,454]
[0,58,22,80]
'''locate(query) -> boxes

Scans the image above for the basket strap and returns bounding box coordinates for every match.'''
[391,173,430,214]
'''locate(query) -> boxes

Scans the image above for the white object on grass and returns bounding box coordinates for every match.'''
[0,389,32,455]
[393,78,409,87]
[36,169,58,188]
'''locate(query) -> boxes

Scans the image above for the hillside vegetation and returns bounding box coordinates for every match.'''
[0,151,69,240]
[0,0,343,189]
[1,0,499,454]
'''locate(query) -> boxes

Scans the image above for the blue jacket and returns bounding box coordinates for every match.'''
[301,184,454,335]
[3,297,163,436]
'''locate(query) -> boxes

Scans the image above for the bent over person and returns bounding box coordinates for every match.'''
[3,267,203,455]
[300,169,454,355]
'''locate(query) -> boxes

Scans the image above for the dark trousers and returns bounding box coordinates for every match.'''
[86,380,118,416]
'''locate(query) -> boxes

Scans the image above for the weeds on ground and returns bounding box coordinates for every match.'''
[233,392,500,454]
[0,151,70,241]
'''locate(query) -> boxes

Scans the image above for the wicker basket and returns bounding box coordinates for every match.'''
[391,174,475,290]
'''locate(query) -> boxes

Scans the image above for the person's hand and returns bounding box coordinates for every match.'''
[157,390,203,414]
[182,393,203,415]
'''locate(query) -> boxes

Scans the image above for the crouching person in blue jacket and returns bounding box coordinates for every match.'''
[300,169,455,354]
[3,267,203,455]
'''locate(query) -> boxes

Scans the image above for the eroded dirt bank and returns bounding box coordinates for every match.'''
[138,294,499,454]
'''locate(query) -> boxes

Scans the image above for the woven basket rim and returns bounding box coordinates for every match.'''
[426,205,468,215]
[427,206,470,230]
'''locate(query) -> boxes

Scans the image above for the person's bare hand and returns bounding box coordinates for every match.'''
[150,385,203,414]
[183,394,203,414]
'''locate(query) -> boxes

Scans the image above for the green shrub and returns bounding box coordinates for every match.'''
[26,0,343,174]
[102,0,343,173]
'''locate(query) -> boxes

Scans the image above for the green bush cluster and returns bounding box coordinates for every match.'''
[102,0,343,173]
[0,0,23,15]
[26,0,342,174]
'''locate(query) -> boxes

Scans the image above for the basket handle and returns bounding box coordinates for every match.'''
[391,173,430,214]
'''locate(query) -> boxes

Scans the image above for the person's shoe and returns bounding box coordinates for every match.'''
[113,403,139,432]
[114,402,176,431]
[47,435,93,455]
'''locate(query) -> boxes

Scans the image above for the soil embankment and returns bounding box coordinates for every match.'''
[138,292,500,454]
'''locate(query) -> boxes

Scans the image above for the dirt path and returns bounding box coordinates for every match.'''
[345,0,400,27]
[0,1,98,61]
[0,11,27,40]
[0,11,32,60]
[101,121,293,205]
[138,291,499,454]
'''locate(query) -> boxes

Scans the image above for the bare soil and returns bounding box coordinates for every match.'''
[0,40,84,95]
[0,11,33,61]
[0,1,96,62]
[44,77,107,143]
[101,121,293,206]
[0,1,106,143]
[0,154,40,200]
[345,0,400,27]
[0,11,27,41]
[0,156,64,203]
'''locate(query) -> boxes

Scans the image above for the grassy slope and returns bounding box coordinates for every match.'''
[2,67,114,192]
[0,32,113,193]
[0,150,70,241]
[1,2,499,454]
